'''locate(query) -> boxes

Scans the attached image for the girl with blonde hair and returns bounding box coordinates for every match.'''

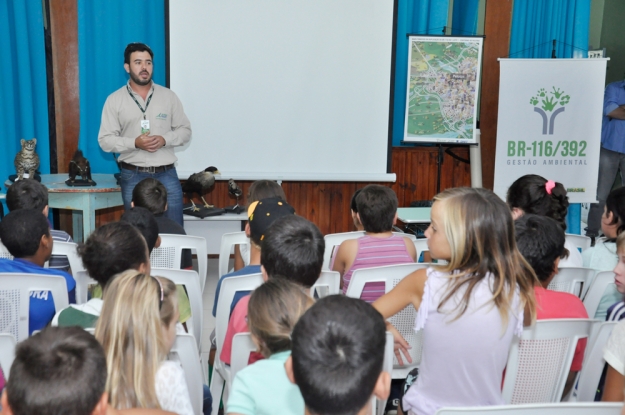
[373,187,537,415]
[95,270,193,415]
[227,278,313,415]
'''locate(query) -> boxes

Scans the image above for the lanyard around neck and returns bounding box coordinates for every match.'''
[127,85,154,120]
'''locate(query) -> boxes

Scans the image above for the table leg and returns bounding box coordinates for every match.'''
[72,211,84,243]
[83,205,96,242]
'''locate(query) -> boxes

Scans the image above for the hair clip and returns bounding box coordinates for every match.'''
[152,276,164,310]
[545,180,556,195]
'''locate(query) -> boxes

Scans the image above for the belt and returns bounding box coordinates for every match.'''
[120,162,174,173]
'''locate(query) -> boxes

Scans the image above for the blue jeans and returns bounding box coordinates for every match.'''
[203,384,212,415]
[586,147,625,237]
[120,166,184,227]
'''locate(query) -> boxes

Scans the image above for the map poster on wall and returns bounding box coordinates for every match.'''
[403,36,483,144]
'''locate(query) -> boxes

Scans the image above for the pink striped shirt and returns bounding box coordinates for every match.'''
[342,234,414,302]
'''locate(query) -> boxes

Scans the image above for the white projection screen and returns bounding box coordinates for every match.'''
[169,0,396,181]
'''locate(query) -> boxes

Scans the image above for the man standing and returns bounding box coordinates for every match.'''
[587,81,625,240]
[98,42,190,226]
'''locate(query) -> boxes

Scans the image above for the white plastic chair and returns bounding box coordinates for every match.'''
[218,231,250,278]
[565,234,592,253]
[150,234,208,292]
[435,402,622,415]
[310,270,341,298]
[502,319,594,404]
[547,267,595,298]
[0,240,13,260]
[0,333,16,380]
[0,273,70,341]
[210,273,264,415]
[230,332,257,382]
[569,321,617,402]
[346,263,429,378]
[50,241,85,274]
[322,231,418,270]
[150,268,203,351]
[73,270,98,305]
[583,271,616,318]
[168,333,204,415]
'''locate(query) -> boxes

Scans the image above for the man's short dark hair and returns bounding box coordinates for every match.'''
[121,206,159,253]
[260,215,324,288]
[6,326,106,415]
[77,222,148,288]
[132,178,168,215]
[6,179,48,212]
[0,209,49,258]
[356,185,398,233]
[515,214,566,282]
[124,42,153,64]
[292,295,386,415]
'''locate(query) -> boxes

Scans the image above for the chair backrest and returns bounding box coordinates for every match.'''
[0,273,69,341]
[168,333,203,415]
[310,270,341,298]
[565,234,592,253]
[0,333,16,380]
[150,234,208,292]
[151,268,203,350]
[0,240,13,260]
[346,263,428,377]
[73,270,98,305]
[435,402,623,415]
[214,273,264,356]
[571,321,618,402]
[547,267,595,298]
[50,241,85,274]
[322,231,418,270]
[218,231,250,278]
[583,271,616,318]
[502,319,594,404]
[230,332,257,380]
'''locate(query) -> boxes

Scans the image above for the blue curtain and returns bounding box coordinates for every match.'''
[77,0,166,174]
[392,0,450,146]
[452,0,479,36]
[509,0,591,59]
[0,1,50,183]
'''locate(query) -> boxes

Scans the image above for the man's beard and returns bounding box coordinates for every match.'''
[130,70,152,86]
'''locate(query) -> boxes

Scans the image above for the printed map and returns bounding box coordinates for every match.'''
[404,37,482,143]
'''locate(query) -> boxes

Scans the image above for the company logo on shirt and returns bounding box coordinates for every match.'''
[156,113,168,120]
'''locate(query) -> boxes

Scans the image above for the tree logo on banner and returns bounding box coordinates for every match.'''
[529,87,571,135]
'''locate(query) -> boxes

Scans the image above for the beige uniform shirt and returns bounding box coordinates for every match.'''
[98,82,192,167]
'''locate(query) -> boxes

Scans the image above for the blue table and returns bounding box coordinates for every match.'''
[42,174,122,242]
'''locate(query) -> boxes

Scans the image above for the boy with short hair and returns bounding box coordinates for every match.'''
[213,197,295,317]
[332,184,416,302]
[286,295,390,415]
[131,178,192,268]
[0,209,75,335]
[515,214,588,397]
[6,179,73,272]
[1,326,175,415]
[219,214,324,365]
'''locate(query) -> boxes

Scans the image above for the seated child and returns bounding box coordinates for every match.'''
[220,215,324,366]
[120,207,192,326]
[286,295,390,415]
[506,174,582,267]
[227,278,313,415]
[1,326,176,415]
[213,197,295,317]
[132,178,192,269]
[234,180,287,271]
[0,209,75,335]
[6,179,73,272]
[607,230,625,321]
[515,214,588,398]
[332,184,416,302]
[52,221,150,328]
[583,187,625,319]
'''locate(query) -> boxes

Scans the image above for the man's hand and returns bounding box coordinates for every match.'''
[135,134,166,152]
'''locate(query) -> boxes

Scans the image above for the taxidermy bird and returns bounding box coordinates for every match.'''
[183,166,220,211]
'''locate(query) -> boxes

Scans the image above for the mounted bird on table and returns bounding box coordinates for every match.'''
[182,166,220,212]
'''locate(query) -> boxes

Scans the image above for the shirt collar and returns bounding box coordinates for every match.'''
[126,80,155,96]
